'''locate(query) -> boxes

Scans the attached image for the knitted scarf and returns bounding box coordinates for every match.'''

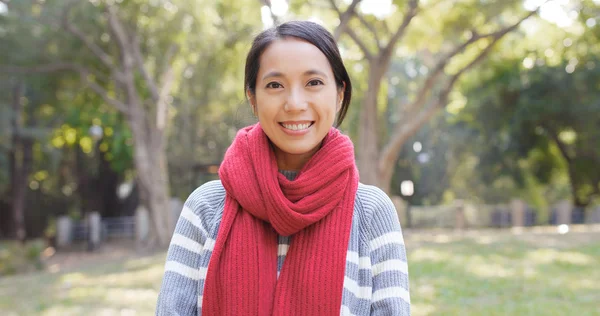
[202,123,359,315]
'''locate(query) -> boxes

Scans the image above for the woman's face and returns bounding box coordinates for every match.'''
[250,37,343,167]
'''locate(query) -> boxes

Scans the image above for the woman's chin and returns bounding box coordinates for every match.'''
[272,140,321,156]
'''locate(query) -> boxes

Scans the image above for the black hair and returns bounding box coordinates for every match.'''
[244,20,352,127]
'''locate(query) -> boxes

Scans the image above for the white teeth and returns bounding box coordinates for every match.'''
[282,123,311,131]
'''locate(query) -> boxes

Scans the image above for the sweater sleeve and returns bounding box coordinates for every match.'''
[365,186,410,316]
[156,181,220,316]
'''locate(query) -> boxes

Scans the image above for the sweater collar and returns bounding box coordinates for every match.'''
[279,170,298,181]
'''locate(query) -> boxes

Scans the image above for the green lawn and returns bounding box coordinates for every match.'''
[1,228,599,315]
[407,229,600,315]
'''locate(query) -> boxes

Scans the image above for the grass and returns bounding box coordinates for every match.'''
[0,252,166,316]
[407,229,600,316]
[1,228,599,315]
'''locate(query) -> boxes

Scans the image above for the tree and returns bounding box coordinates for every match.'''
[2,0,187,245]
[451,0,600,207]
[0,0,71,239]
[458,54,600,207]
[7,81,32,242]
[327,0,543,192]
[1,0,263,244]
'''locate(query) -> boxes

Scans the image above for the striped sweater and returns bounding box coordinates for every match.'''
[156,176,410,315]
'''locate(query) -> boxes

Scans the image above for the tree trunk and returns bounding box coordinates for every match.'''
[98,150,123,218]
[9,81,29,242]
[567,164,586,207]
[357,61,386,186]
[114,22,174,247]
[544,125,587,207]
[378,163,394,194]
[128,104,172,247]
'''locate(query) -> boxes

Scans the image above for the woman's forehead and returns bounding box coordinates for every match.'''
[258,38,332,77]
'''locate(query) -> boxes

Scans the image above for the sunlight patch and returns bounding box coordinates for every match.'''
[526,249,594,266]
[411,303,437,316]
[82,266,164,287]
[410,249,451,263]
[415,283,437,300]
[467,262,515,278]
[103,287,158,305]
[566,278,600,291]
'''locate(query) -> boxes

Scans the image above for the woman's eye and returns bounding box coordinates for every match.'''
[266,82,283,89]
[307,79,324,86]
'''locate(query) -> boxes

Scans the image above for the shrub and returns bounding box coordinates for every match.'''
[0,239,45,276]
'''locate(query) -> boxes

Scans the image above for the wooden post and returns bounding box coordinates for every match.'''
[454,200,466,230]
[511,199,526,227]
[88,212,101,251]
[56,216,72,248]
[556,200,572,225]
[136,206,150,244]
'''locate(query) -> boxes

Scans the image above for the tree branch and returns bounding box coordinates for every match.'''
[384,0,419,53]
[132,35,159,104]
[106,5,133,71]
[328,0,373,59]
[346,27,374,60]
[0,63,128,114]
[156,44,179,131]
[378,7,541,174]
[378,100,440,173]
[405,8,539,115]
[329,0,361,41]
[354,13,381,49]
[62,0,115,71]
[435,34,503,108]
[84,72,129,114]
[381,20,391,35]
[543,124,573,163]
[156,71,174,132]
[160,44,179,80]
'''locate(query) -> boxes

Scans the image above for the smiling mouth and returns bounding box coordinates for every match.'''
[279,122,315,131]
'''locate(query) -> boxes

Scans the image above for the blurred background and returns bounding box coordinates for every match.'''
[0,0,599,315]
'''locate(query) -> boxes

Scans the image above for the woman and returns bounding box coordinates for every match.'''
[156,20,410,316]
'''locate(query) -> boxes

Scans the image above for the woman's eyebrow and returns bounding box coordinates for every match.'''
[262,71,283,81]
[262,69,328,81]
[304,69,328,78]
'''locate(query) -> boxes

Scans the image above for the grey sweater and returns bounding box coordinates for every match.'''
[156,177,410,315]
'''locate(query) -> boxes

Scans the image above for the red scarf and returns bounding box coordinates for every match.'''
[202,123,359,315]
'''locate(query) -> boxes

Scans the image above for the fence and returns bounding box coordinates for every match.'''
[55,198,183,249]
[392,197,600,230]
[101,216,136,239]
[55,198,600,249]
[70,217,135,241]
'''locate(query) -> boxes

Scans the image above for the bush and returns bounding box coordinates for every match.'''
[0,239,45,276]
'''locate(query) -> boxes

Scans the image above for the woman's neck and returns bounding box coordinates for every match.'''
[272,143,320,171]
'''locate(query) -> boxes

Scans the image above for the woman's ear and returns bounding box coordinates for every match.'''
[336,82,346,113]
[247,89,257,116]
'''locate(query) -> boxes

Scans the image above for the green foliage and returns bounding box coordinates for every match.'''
[0,0,263,212]
[1,0,599,230]
[0,239,45,276]
[456,52,600,206]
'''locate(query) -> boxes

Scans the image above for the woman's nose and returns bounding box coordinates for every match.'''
[284,88,308,112]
